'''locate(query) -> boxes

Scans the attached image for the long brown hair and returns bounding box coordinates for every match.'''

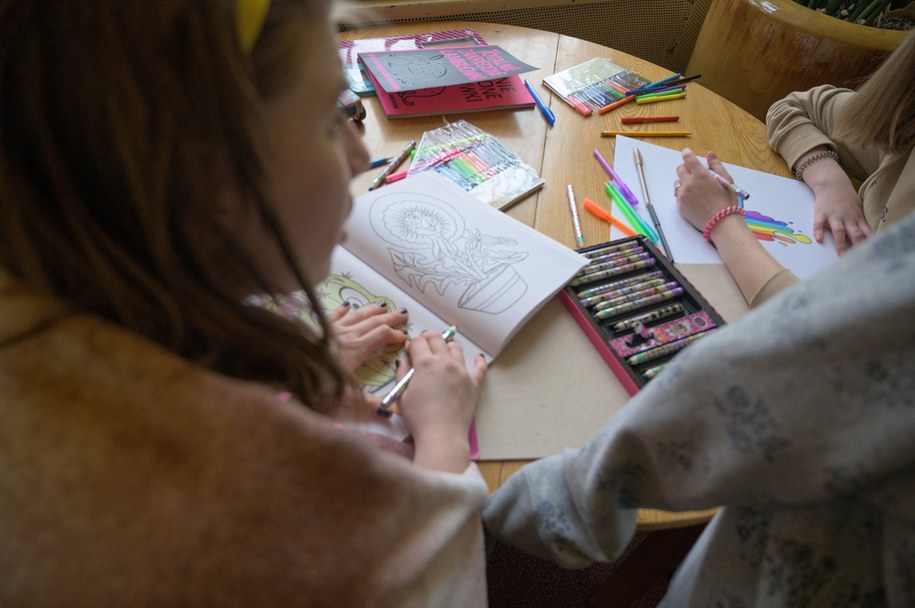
[835,29,915,155]
[0,0,347,411]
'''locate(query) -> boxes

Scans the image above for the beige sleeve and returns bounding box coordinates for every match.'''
[749,269,800,308]
[766,85,880,179]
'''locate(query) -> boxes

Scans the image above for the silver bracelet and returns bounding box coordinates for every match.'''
[794,149,839,181]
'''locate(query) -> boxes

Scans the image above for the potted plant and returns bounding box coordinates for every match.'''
[686,0,911,120]
[791,0,914,28]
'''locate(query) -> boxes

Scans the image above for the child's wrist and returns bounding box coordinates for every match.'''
[414,433,471,472]
[703,206,746,241]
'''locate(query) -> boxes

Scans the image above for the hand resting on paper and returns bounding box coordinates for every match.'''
[396,331,487,473]
[793,149,870,254]
[327,301,408,373]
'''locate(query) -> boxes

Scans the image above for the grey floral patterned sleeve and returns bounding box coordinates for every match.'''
[483,211,915,607]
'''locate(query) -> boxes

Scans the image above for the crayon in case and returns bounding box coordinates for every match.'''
[558,236,725,394]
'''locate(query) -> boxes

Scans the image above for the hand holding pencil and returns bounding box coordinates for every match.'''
[674,148,744,234]
[386,328,487,472]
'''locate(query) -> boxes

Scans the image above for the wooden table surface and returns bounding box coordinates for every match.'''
[340,20,793,530]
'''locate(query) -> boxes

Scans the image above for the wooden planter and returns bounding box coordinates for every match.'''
[686,0,907,120]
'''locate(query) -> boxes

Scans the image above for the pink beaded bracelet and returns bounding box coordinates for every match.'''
[703,205,745,241]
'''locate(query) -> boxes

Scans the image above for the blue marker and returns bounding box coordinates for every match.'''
[524,79,555,127]
[639,72,682,91]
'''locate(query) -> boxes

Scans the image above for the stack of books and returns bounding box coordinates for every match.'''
[343,29,539,119]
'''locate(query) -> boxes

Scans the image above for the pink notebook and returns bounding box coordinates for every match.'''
[366,70,534,119]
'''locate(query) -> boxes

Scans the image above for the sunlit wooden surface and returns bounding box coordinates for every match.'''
[340,21,791,530]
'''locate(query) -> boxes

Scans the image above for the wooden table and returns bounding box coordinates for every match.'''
[340,21,793,530]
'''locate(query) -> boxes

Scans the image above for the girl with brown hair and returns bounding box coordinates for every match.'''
[0,1,487,604]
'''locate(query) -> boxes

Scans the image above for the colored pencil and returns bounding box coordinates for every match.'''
[620,116,679,124]
[601,131,692,138]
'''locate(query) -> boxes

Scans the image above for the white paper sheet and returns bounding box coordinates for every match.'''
[610,136,839,279]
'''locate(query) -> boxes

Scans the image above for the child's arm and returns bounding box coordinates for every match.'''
[675,149,786,307]
[395,332,487,474]
[792,145,870,254]
[766,86,877,254]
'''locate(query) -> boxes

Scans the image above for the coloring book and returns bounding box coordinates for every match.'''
[328,172,586,392]
[358,46,537,93]
[338,28,487,96]
[366,71,536,119]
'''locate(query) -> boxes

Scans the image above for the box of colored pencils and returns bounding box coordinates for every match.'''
[558,236,725,393]
[542,58,650,117]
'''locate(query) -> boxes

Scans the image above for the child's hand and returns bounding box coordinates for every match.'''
[328,303,407,373]
[674,149,738,231]
[809,181,870,254]
[396,331,487,473]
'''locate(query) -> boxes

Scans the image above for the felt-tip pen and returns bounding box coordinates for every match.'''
[368,140,416,191]
[376,325,458,417]
[708,169,751,200]
[524,79,555,127]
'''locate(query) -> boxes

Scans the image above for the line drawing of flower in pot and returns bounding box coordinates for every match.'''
[369,191,529,314]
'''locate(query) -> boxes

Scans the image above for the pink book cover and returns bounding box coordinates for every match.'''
[358,46,537,93]
[338,28,487,96]
[366,70,534,118]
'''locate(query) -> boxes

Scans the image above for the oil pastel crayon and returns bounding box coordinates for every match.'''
[579,274,667,306]
[583,240,644,259]
[576,252,653,277]
[577,270,665,300]
[592,281,681,312]
[568,258,657,287]
[594,286,684,320]
[626,330,710,366]
[585,244,645,265]
[642,365,666,379]
[579,248,647,271]
[612,303,685,331]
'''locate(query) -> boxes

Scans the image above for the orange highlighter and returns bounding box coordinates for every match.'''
[583,198,638,237]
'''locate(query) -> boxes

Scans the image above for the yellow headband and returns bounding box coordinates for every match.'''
[236,0,271,52]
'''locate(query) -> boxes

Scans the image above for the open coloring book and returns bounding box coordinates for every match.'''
[326,172,587,393]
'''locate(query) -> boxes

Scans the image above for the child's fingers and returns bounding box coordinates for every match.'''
[334,302,394,326]
[680,147,702,173]
[355,324,408,355]
[469,354,488,385]
[406,332,432,360]
[325,302,352,323]
[335,306,407,335]
[707,151,734,182]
